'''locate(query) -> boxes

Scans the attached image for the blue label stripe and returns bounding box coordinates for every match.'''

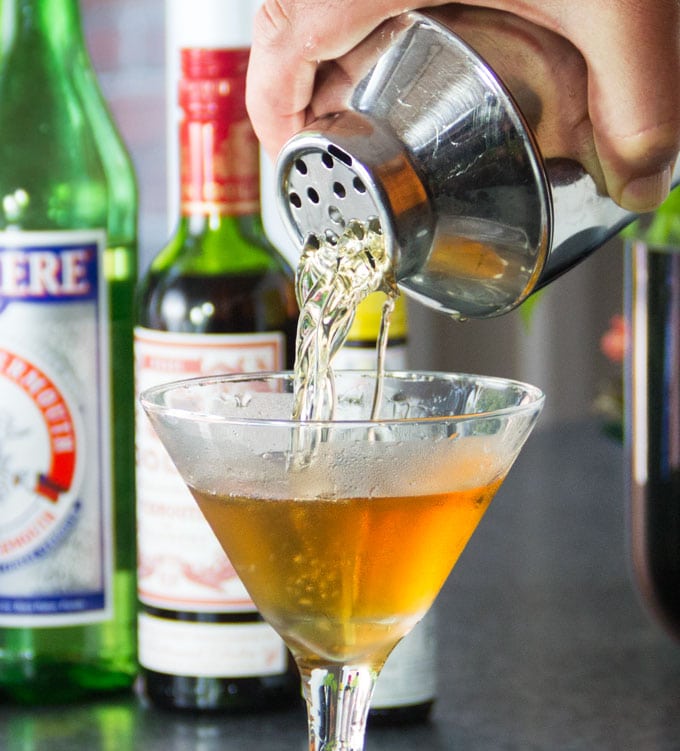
[0,592,106,616]
[0,241,99,312]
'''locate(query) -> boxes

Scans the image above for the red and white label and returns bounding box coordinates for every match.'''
[134,327,284,613]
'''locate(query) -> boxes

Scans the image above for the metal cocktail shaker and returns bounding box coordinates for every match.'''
[273,7,680,642]
[275,7,680,319]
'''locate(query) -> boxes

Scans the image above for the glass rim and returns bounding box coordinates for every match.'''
[140,369,545,428]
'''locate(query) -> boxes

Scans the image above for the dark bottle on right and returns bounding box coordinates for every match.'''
[624,190,680,641]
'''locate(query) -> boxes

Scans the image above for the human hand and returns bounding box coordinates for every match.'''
[247,0,680,212]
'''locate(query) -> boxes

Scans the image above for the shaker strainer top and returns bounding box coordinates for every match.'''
[283,144,379,246]
[277,109,437,300]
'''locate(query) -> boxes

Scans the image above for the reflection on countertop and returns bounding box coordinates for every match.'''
[2,421,680,751]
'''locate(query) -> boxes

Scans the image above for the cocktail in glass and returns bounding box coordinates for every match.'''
[141,370,543,750]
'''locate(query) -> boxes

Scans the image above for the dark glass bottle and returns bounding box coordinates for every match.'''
[0,0,138,703]
[624,189,680,641]
[134,45,299,712]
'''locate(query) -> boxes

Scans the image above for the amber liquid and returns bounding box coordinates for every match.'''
[192,476,502,670]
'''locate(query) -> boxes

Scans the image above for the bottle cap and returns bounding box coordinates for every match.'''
[178,47,259,216]
[168,0,258,48]
[179,48,249,119]
[348,293,408,342]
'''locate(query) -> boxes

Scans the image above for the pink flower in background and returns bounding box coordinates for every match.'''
[600,314,626,364]
[595,314,626,442]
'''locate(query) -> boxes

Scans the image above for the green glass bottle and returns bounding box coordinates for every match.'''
[0,0,138,702]
[134,42,299,711]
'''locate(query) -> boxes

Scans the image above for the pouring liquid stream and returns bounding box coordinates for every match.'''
[292,218,397,424]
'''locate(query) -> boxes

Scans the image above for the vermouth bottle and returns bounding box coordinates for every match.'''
[134,37,299,710]
[333,293,438,723]
[0,0,138,702]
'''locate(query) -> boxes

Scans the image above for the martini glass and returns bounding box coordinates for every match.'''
[141,370,543,750]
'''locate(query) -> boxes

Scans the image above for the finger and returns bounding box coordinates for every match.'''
[563,0,680,211]
[246,1,316,159]
[246,0,451,158]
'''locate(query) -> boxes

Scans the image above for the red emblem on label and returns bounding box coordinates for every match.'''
[0,346,80,564]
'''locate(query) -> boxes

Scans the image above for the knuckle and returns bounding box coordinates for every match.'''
[254,0,327,59]
[616,118,680,167]
[254,0,294,46]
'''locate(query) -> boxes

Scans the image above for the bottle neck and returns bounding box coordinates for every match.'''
[178,48,260,223]
[1,0,84,54]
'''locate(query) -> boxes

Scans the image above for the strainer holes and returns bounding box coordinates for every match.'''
[294,158,308,175]
[307,187,320,204]
[304,233,320,250]
[353,177,366,194]
[321,153,334,169]
[328,206,344,225]
[327,145,352,166]
[333,182,346,198]
[289,192,302,209]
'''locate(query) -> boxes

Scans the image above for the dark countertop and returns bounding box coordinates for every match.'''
[2,421,680,750]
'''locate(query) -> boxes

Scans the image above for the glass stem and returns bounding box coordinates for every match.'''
[300,664,378,751]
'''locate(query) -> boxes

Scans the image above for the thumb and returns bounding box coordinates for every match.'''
[571,0,680,211]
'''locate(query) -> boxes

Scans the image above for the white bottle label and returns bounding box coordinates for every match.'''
[0,230,112,626]
[138,611,287,677]
[134,327,285,614]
